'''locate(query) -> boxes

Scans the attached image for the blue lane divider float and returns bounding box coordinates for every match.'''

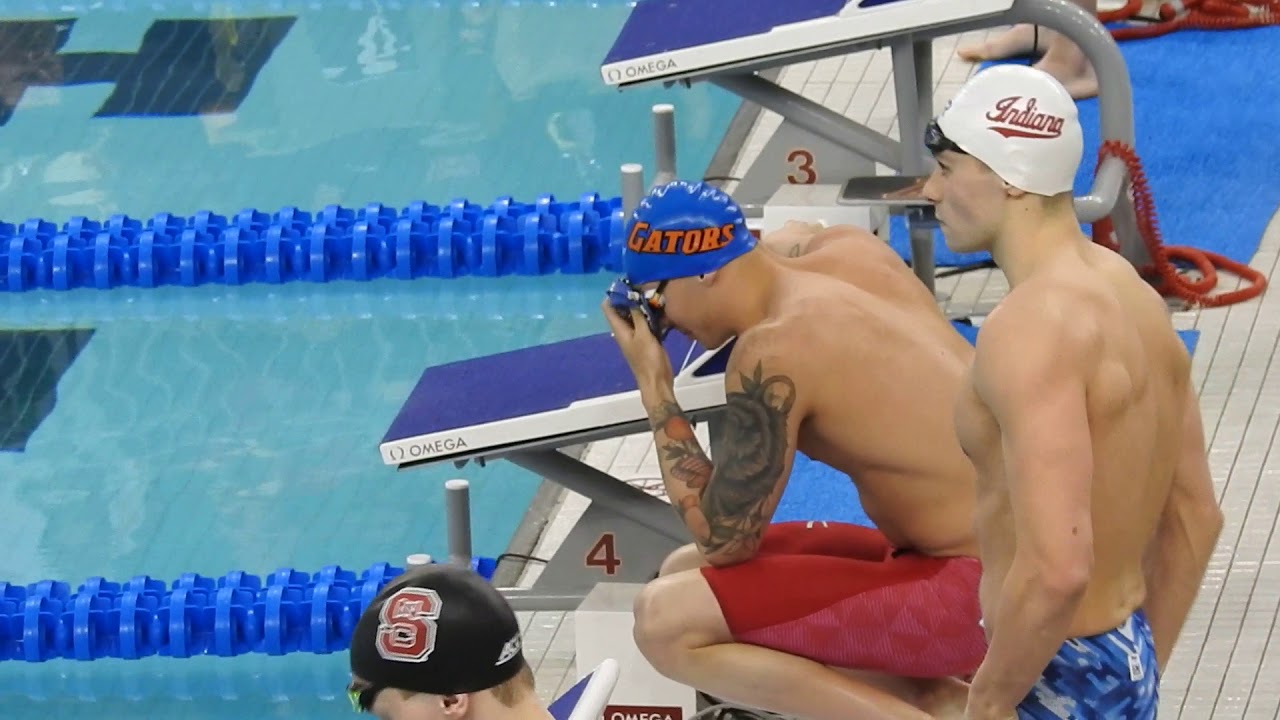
[0,557,498,663]
[0,193,631,292]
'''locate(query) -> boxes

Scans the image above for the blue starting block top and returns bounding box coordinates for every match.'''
[377,323,1208,479]
[379,331,732,467]
[377,320,984,469]
[600,0,1015,88]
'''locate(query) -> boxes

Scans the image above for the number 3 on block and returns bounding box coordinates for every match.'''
[586,533,622,575]
[786,148,817,184]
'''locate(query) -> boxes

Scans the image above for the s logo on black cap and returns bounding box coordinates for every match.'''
[376,587,442,663]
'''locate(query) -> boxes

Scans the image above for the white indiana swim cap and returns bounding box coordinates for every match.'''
[933,64,1084,197]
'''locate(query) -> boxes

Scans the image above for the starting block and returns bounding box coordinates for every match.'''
[758,183,886,237]
[379,330,727,612]
[757,173,935,241]
[576,583,698,720]
[600,0,1145,291]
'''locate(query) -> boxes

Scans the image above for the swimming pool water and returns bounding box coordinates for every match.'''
[3,653,373,716]
[0,278,610,583]
[0,1,735,222]
[0,0,741,714]
[0,278,611,718]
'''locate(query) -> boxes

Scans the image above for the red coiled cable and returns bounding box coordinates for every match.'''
[1099,0,1280,40]
[1090,141,1267,308]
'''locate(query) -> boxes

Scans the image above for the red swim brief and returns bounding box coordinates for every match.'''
[700,520,986,678]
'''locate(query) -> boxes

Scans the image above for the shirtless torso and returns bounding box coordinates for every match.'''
[956,240,1201,718]
[957,242,1188,637]
[760,223,978,556]
[632,223,993,718]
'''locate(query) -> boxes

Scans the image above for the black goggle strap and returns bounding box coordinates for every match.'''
[924,118,967,156]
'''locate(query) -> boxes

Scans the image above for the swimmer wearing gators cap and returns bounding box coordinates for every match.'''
[347,564,551,720]
[922,64,1223,719]
[602,180,995,720]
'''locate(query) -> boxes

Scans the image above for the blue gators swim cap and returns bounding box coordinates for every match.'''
[621,180,756,285]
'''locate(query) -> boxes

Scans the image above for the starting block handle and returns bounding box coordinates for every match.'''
[1006,0,1134,221]
[621,164,646,219]
[445,479,474,567]
[652,104,678,187]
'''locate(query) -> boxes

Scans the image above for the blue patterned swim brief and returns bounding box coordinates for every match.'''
[1016,609,1159,719]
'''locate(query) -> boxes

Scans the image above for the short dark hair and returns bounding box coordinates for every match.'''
[348,661,535,711]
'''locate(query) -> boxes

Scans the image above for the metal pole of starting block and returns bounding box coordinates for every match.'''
[621,163,645,219]
[652,103,678,187]
[444,479,473,568]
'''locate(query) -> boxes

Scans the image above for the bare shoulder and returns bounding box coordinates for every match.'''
[974,280,1103,395]
[807,224,902,264]
[800,226,940,307]
[729,321,797,377]
[1100,251,1187,347]
[981,279,1102,345]
[1088,243,1171,314]
[725,323,804,412]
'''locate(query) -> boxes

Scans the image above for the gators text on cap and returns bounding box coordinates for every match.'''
[622,180,756,285]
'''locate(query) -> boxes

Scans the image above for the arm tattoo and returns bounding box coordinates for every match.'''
[786,242,804,257]
[649,362,798,558]
[649,401,715,490]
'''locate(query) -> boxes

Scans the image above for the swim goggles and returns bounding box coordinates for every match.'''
[606,277,670,340]
[924,118,967,156]
[348,685,378,713]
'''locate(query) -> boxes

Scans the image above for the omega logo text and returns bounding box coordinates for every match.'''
[388,437,469,461]
[618,57,678,81]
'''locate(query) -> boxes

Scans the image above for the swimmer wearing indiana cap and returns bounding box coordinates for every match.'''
[347,564,550,720]
[921,64,1225,719]
[602,180,987,720]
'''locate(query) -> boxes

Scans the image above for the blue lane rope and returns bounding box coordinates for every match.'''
[1,193,629,292]
[0,557,498,662]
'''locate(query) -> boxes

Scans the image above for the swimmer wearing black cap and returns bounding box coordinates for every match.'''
[347,564,550,720]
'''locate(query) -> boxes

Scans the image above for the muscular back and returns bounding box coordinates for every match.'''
[959,243,1191,635]
[778,223,946,313]
[756,226,979,556]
